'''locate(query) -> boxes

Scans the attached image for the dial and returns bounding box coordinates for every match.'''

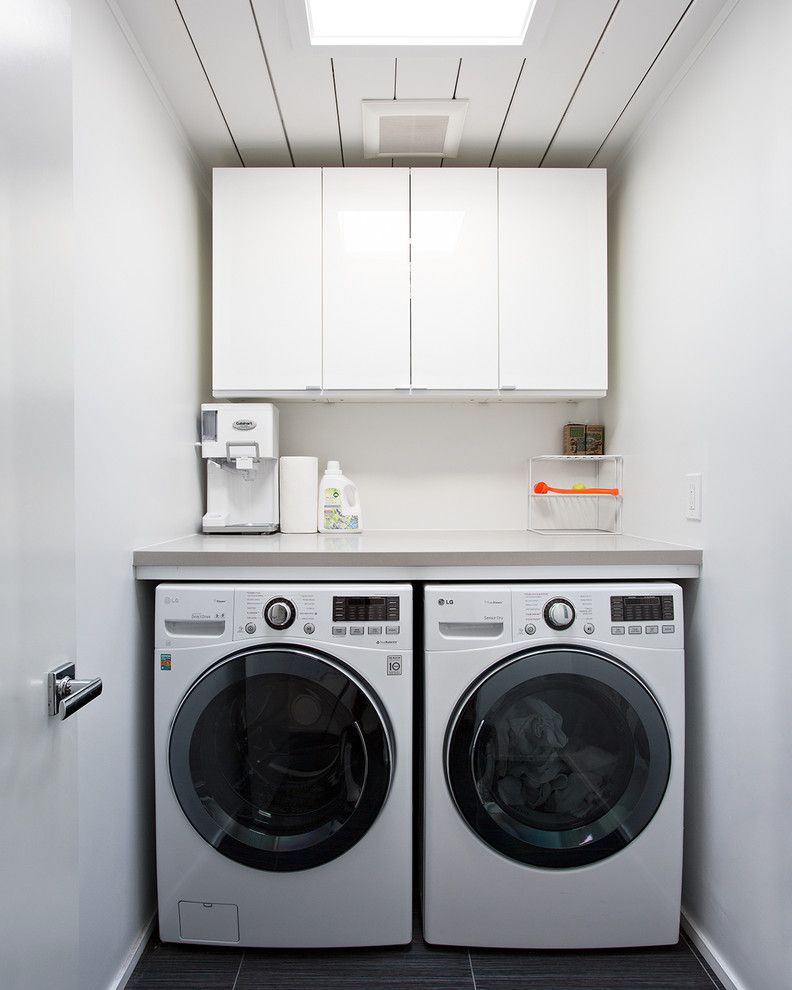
[264,597,296,630]
[544,598,575,630]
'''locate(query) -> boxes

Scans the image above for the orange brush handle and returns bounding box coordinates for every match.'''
[534,481,620,496]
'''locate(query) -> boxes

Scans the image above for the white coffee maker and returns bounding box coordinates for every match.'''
[200,403,279,534]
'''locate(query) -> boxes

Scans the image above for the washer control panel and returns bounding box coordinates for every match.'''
[232,584,411,649]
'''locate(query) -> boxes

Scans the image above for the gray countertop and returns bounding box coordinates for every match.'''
[133,530,701,581]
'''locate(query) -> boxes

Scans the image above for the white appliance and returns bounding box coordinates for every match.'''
[423,583,684,949]
[155,583,412,947]
[200,403,279,533]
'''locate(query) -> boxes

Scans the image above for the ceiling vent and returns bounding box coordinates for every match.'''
[362,100,469,159]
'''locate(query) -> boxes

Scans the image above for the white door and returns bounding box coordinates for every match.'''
[499,168,607,391]
[0,2,79,987]
[213,168,322,394]
[323,168,410,390]
[410,168,499,389]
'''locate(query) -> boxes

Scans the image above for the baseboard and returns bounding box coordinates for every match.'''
[110,912,157,990]
[681,910,744,990]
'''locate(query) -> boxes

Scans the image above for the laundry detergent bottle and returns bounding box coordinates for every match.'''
[318,461,363,534]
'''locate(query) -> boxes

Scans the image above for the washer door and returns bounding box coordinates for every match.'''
[446,648,671,869]
[169,645,392,872]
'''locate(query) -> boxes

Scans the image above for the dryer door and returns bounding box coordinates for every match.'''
[169,645,392,872]
[446,647,671,868]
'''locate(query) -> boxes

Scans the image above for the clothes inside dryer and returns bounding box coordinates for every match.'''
[476,677,647,829]
[446,648,671,868]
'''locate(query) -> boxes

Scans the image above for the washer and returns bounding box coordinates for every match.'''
[155,583,412,948]
[423,583,684,949]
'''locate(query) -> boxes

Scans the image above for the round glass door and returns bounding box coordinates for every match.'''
[169,646,392,872]
[446,648,671,869]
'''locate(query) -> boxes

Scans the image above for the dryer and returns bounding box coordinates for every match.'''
[423,583,684,949]
[155,583,412,948]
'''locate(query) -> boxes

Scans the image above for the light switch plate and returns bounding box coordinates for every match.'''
[686,473,702,521]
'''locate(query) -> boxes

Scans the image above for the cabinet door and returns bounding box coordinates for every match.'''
[323,168,410,389]
[410,169,498,390]
[213,168,322,393]
[499,169,607,391]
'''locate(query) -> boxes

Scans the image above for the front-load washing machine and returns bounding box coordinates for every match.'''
[154,583,412,947]
[423,583,684,948]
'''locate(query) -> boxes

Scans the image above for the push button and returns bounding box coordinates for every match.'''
[524,624,536,635]
[628,625,642,635]
[244,622,257,635]
[368,626,382,635]
[645,625,658,634]
[611,626,625,635]
[350,626,364,636]
[583,623,595,635]
[662,624,675,634]
[332,626,346,636]
[303,623,315,635]
[386,625,400,634]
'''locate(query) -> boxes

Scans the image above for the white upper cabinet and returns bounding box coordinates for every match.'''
[213,168,322,394]
[498,168,607,392]
[410,169,499,389]
[322,169,410,389]
[212,167,607,398]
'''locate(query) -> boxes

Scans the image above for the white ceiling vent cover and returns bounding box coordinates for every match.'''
[362,100,469,159]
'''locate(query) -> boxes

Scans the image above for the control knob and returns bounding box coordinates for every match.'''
[264,597,296,630]
[544,598,575,630]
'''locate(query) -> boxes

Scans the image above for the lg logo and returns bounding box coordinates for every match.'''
[438,598,454,606]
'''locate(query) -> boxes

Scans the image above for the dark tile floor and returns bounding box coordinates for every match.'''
[128,910,724,990]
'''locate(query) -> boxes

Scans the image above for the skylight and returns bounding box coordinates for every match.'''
[304,0,538,47]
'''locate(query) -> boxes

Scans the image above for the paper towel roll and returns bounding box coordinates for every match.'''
[279,456,319,533]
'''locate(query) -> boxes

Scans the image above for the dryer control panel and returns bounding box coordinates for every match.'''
[510,584,683,648]
[425,583,683,651]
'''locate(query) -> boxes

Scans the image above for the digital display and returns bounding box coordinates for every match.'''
[610,595,674,622]
[333,596,400,622]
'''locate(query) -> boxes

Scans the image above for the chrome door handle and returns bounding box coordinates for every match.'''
[47,662,103,720]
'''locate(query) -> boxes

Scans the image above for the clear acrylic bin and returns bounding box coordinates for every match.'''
[529,455,623,534]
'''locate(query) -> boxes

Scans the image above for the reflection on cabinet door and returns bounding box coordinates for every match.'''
[213,168,322,394]
[499,169,607,392]
[323,168,410,390]
[410,169,498,389]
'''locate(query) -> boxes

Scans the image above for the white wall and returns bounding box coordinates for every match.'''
[72,1,209,987]
[604,1,792,987]
[279,400,599,530]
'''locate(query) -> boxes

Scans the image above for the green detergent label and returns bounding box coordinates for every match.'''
[322,486,359,531]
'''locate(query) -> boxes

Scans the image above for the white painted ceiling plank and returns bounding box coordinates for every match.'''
[591,0,733,169]
[542,0,693,167]
[492,0,616,167]
[250,0,341,166]
[177,0,290,167]
[332,57,396,166]
[114,0,240,166]
[448,55,525,167]
[395,57,460,98]
[394,56,459,167]
[116,0,733,173]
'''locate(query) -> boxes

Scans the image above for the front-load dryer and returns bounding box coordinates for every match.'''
[423,583,684,949]
[155,583,412,948]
